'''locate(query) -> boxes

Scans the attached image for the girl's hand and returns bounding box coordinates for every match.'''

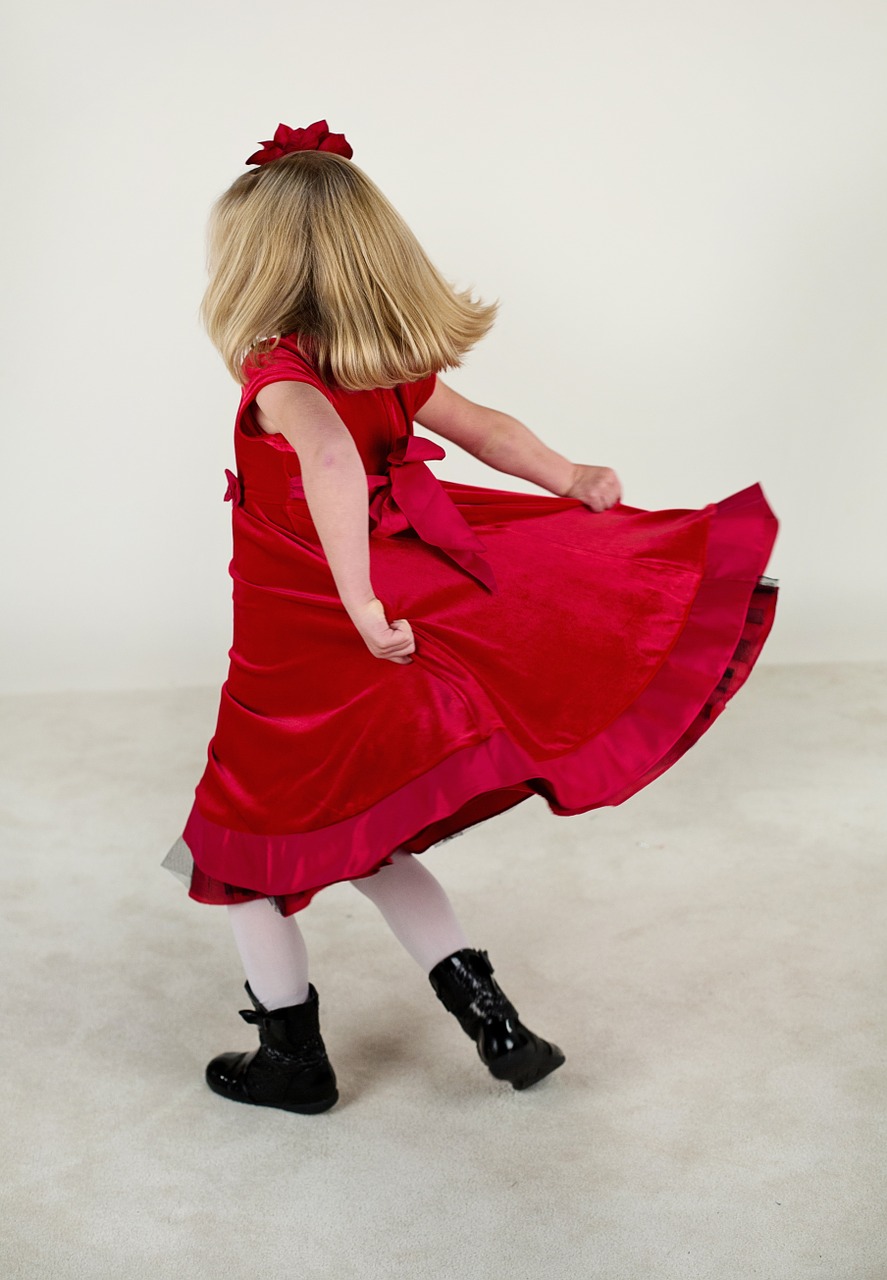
[349,597,415,664]
[562,464,622,512]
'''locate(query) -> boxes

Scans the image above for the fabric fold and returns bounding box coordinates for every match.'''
[163,484,779,917]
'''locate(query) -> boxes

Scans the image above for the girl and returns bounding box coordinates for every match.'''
[162,118,780,1116]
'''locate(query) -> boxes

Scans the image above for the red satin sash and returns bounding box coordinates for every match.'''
[225,431,498,593]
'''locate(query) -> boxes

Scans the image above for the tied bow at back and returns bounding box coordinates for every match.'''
[366,433,497,593]
[223,433,498,593]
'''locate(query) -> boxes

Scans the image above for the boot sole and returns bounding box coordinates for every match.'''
[205,1070,339,1115]
[486,1044,566,1091]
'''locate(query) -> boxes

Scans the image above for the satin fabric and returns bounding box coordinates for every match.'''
[163,334,780,916]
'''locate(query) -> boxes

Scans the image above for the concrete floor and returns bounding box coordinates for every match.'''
[1,662,885,1279]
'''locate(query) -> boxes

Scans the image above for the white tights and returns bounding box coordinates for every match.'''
[225,850,470,1010]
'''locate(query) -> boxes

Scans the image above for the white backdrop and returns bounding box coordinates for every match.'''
[3,1,885,694]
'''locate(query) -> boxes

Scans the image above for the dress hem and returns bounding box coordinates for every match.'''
[160,482,779,917]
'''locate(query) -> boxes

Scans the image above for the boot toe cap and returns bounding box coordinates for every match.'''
[205,1049,255,1100]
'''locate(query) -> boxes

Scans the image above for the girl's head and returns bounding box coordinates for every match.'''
[201,149,499,390]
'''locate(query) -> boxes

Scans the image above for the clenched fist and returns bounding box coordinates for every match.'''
[349,597,415,664]
[563,464,622,512]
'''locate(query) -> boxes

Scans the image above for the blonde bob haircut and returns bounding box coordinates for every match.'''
[200,149,500,391]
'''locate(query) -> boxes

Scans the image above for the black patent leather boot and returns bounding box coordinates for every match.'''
[428,948,565,1091]
[205,981,339,1115]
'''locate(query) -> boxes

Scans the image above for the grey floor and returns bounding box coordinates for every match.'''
[2,662,885,1279]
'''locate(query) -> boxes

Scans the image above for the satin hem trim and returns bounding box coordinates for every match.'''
[161,482,779,916]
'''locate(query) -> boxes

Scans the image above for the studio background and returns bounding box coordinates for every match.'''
[3,1,885,696]
[4,6,887,1280]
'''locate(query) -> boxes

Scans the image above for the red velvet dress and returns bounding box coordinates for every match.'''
[161,333,780,916]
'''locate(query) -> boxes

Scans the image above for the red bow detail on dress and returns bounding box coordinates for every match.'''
[223,468,242,505]
[367,433,498,594]
[245,120,353,167]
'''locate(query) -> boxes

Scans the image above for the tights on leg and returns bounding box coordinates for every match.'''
[350,849,470,972]
[226,896,311,1011]
[225,850,468,1010]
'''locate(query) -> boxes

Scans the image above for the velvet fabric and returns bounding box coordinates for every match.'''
[162,334,780,917]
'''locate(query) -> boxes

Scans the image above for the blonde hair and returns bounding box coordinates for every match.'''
[199,150,499,390]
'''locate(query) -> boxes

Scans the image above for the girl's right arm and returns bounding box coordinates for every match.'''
[254,381,415,664]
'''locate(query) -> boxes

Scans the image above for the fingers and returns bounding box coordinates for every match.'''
[587,485,621,512]
[383,618,415,663]
[568,465,623,511]
[390,619,414,645]
[581,466,622,511]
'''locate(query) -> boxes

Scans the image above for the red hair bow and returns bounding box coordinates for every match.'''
[245,119,353,166]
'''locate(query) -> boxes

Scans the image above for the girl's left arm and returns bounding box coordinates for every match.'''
[415,377,622,511]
